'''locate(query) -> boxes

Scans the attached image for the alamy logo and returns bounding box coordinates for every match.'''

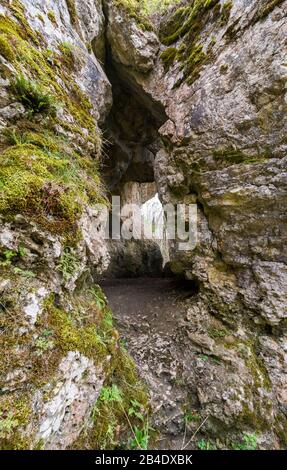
[95,195,198,252]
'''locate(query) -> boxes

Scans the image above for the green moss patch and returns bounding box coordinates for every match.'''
[0,394,32,450]
[255,0,285,22]
[66,0,77,25]
[159,1,234,86]
[58,41,77,70]
[43,288,119,364]
[0,137,104,229]
[114,0,154,31]
[159,0,220,46]
[0,3,106,233]
[47,11,57,27]
[0,33,15,61]
[213,147,268,167]
[0,1,43,46]
[160,46,177,70]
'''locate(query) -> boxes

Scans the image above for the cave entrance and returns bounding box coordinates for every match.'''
[100,58,169,279]
[101,60,167,192]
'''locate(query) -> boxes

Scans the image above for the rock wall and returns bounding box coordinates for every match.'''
[103,0,287,449]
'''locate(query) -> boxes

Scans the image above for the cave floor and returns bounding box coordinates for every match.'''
[100,277,197,450]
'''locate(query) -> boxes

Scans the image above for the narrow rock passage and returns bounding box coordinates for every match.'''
[100,278,197,450]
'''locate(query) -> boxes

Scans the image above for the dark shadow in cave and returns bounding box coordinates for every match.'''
[99,52,169,280]
[101,57,167,193]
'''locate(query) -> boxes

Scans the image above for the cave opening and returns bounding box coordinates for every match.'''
[99,56,170,280]
[101,57,167,191]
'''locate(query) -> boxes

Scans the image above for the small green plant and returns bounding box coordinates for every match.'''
[102,310,113,328]
[95,384,152,450]
[91,384,122,448]
[128,399,145,422]
[13,267,36,278]
[57,248,81,282]
[1,246,26,266]
[199,354,209,361]
[4,128,44,146]
[199,353,221,364]
[35,330,54,354]
[127,403,154,450]
[198,438,217,450]
[120,338,128,352]
[100,385,123,404]
[184,410,200,424]
[128,422,151,450]
[232,433,257,450]
[18,246,26,258]
[11,74,57,117]
[59,41,74,52]
[90,286,106,310]
[2,249,17,265]
[0,412,19,439]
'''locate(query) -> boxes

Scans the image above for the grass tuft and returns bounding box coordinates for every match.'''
[10,74,58,117]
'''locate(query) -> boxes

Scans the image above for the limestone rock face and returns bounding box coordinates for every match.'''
[75,0,105,44]
[19,0,112,122]
[105,0,159,73]
[0,213,116,449]
[103,0,287,448]
[36,351,105,450]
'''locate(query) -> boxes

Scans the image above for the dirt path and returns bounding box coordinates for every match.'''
[100,278,197,450]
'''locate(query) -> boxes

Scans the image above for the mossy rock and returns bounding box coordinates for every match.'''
[0,2,106,233]
[0,282,130,449]
[66,0,77,25]
[159,0,232,86]
[159,0,220,46]
[0,134,105,233]
[72,345,151,450]
[114,0,154,31]
[255,0,285,22]
[0,33,15,62]
[0,393,32,450]
[213,147,268,166]
[160,46,178,70]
